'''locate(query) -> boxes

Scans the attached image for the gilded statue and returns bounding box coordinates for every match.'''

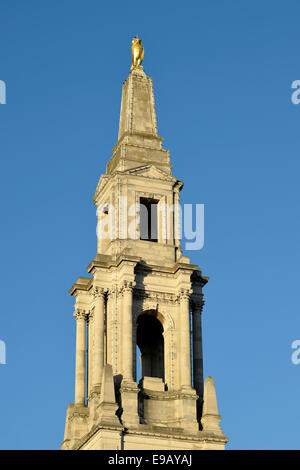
[131,37,144,71]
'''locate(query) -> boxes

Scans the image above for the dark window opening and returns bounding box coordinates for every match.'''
[136,314,164,380]
[140,197,158,242]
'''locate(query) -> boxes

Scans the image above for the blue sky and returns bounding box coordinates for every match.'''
[0,0,300,449]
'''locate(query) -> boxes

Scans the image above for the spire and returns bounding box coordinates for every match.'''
[118,68,158,140]
[118,36,158,140]
[106,38,171,176]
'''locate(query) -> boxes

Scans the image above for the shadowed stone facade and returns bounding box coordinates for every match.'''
[61,60,228,450]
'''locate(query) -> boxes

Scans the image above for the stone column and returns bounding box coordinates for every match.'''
[92,287,106,389]
[107,286,118,374]
[174,188,182,260]
[177,289,199,432]
[87,311,94,398]
[120,280,139,427]
[74,309,87,406]
[179,289,192,389]
[122,281,133,380]
[192,300,204,403]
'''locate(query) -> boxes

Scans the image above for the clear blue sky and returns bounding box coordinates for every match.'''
[0,0,299,450]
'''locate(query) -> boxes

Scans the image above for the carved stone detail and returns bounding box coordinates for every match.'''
[191,294,205,314]
[178,288,192,301]
[122,280,134,293]
[108,285,119,374]
[93,286,106,299]
[87,309,94,324]
[73,309,88,321]
[134,289,179,305]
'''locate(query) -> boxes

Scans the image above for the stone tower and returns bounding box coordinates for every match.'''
[61,42,228,450]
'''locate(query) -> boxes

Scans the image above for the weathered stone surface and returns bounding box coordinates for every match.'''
[142,376,165,392]
[201,376,224,435]
[62,54,228,450]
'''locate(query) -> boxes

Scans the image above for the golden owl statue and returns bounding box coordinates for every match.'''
[131,37,144,71]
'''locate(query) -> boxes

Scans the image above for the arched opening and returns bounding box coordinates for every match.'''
[136,313,164,381]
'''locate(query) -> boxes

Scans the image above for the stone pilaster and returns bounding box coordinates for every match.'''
[178,289,192,390]
[92,287,106,391]
[107,285,119,375]
[106,288,112,368]
[120,280,139,427]
[122,281,134,380]
[175,289,198,433]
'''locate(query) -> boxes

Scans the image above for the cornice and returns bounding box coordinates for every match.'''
[86,253,141,274]
[125,427,227,443]
[141,389,198,401]
[75,423,123,450]
[69,277,93,296]
[70,258,208,297]
[74,424,228,449]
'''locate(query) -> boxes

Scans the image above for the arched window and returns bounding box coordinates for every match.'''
[136,313,164,381]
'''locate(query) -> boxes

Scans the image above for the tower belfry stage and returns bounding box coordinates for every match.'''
[62,38,228,450]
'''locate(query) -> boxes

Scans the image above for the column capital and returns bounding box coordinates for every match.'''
[87,310,94,323]
[92,286,106,299]
[73,309,88,321]
[122,280,134,294]
[177,288,192,301]
[107,285,118,296]
[191,296,205,314]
